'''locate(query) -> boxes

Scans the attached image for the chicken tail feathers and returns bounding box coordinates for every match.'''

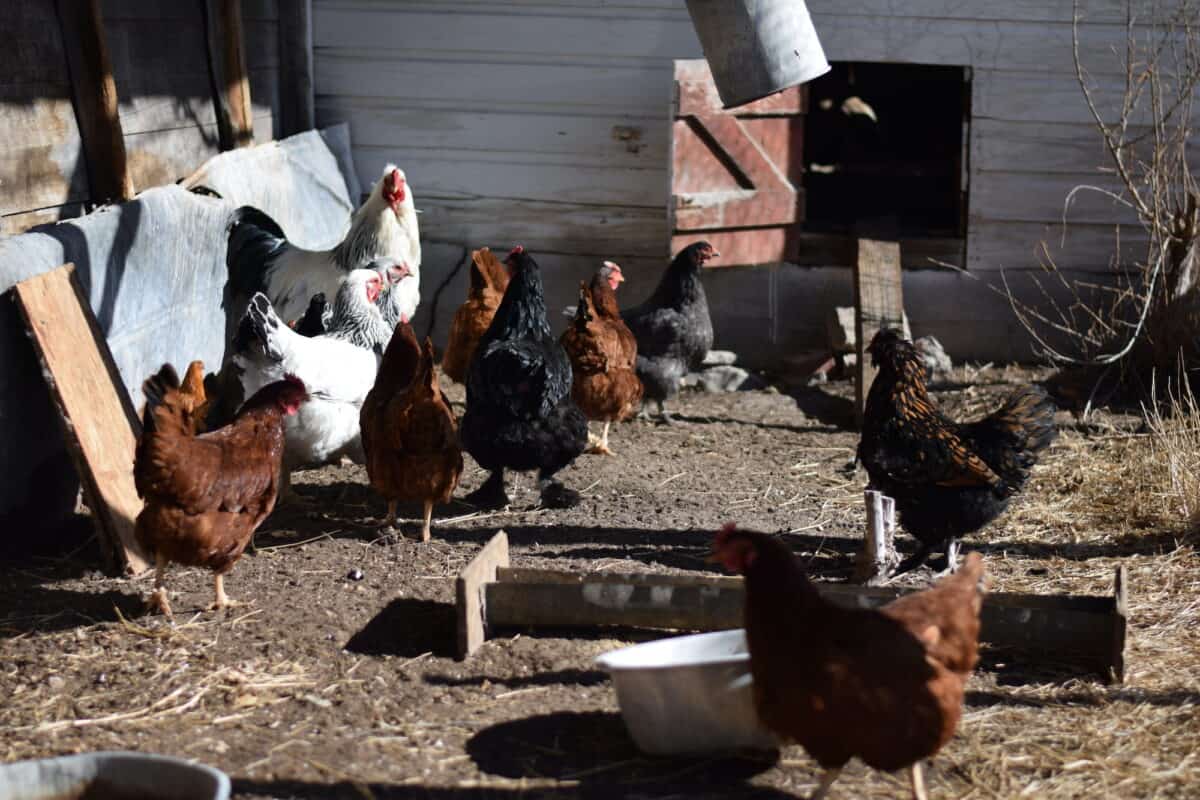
[141,364,181,434]
[227,205,288,300]
[233,293,285,362]
[962,385,1057,492]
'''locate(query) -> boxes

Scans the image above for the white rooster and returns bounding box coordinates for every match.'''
[233,268,407,477]
[227,164,422,327]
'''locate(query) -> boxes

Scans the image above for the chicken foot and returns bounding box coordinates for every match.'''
[146,552,174,621]
[910,762,929,800]
[809,767,842,800]
[207,574,242,611]
[538,470,581,509]
[463,470,510,510]
[585,422,615,456]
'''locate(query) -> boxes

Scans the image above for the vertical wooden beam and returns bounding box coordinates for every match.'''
[278,0,315,136]
[205,0,254,150]
[853,238,904,426]
[855,490,898,585]
[55,0,134,203]
[1111,565,1128,683]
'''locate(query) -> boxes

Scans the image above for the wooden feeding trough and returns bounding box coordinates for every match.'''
[457,532,1129,683]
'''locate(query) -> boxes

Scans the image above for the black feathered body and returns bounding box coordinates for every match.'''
[621,249,713,403]
[858,333,1057,552]
[461,254,587,476]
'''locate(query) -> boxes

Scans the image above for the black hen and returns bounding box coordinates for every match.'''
[459,247,588,509]
[621,241,718,421]
[293,293,327,337]
[858,329,1057,576]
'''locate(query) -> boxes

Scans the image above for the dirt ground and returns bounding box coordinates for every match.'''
[1,369,1198,799]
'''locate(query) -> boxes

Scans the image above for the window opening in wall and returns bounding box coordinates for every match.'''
[803,61,970,240]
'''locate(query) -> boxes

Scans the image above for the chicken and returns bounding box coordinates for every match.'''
[292,293,328,337]
[559,261,643,455]
[712,526,984,800]
[233,267,407,481]
[459,246,588,509]
[134,368,308,619]
[442,247,511,384]
[858,329,1057,576]
[621,241,718,422]
[142,360,210,434]
[226,164,421,329]
[361,321,463,541]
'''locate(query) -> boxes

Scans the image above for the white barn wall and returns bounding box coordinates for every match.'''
[312,0,1148,364]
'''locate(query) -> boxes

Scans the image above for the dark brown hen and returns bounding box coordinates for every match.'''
[713,526,984,800]
[857,329,1057,575]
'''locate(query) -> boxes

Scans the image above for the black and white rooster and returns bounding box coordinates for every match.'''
[227,164,421,329]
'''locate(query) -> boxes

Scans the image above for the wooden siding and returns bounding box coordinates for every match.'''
[312,0,1163,361]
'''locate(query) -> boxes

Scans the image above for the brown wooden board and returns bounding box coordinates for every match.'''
[854,238,904,425]
[10,264,147,574]
[456,531,510,659]
[670,59,805,267]
[482,565,1127,682]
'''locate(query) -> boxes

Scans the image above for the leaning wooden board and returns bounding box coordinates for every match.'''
[11,264,148,574]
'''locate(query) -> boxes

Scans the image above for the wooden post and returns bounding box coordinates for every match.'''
[55,0,134,203]
[855,490,898,585]
[278,0,315,136]
[205,0,255,150]
[10,265,148,575]
[853,238,904,426]
[1111,565,1128,683]
[456,531,510,659]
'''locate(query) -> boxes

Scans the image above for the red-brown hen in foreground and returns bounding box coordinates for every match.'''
[713,526,984,800]
[134,367,308,619]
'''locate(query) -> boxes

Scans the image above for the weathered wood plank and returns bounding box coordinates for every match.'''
[57,0,133,202]
[968,219,1146,272]
[10,264,148,575]
[317,102,666,168]
[854,239,903,423]
[0,3,89,218]
[971,171,1138,226]
[277,0,314,136]
[456,531,510,659]
[207,0,256,149]
[483,565,1126,679]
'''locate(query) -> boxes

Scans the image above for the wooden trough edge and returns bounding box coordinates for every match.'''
[458,533,1129,683]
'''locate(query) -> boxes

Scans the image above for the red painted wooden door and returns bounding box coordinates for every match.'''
[670,59,806,267]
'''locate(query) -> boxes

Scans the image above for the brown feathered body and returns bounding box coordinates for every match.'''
[442,247,510,383]
[560,276,643,423]
[714,527,983,777]
[134,368,304,576]
[858,328,1057,574]
[362,321,463,536]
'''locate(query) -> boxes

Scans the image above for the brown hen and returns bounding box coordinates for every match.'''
[559,261,643,455]
[362,321,463,541]
[713,526,984,800]
[442,247,510,383]
[134,367,307,619]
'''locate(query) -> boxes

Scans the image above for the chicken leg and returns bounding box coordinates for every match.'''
[385,499,398,528]
[809,767,842,800]
[421,499,433,543]
[463,470,510,510]
[146,552,174,621]
[208,574,241,611]
[585,422,614,456]
[910,762,929,800]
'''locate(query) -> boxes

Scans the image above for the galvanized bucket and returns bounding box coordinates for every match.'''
[685,0,830,109]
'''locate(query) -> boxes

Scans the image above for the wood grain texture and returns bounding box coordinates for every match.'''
[11,264,147,575]
[456,531,510,659]
[854,239,904,422]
